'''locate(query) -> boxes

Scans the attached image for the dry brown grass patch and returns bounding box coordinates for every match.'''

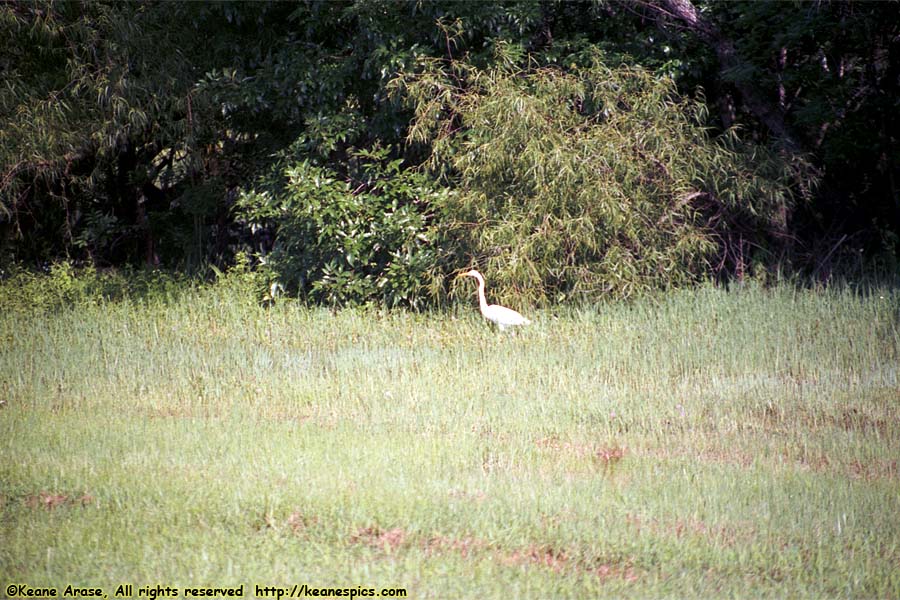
[792,452,899,481]
[344,524,645,584]
[424,534,486,558]
[500,544,570,573]
[754,403,897,437]
[536,436,627,472]
[350,526,409,553]
[593,562,640,583]
[25,491,94,510]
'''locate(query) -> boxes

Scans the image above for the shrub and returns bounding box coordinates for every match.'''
[235,147,447,309]
[391,47,810,304]
[0,262,191,314]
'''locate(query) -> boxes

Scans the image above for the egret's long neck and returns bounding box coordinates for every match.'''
[476,276,489,312]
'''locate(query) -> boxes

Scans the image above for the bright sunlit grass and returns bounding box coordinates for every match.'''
[1,281,898,598]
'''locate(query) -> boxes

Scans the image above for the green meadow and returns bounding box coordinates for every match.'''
[2,282,898,598]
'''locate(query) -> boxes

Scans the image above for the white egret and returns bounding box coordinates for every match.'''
[463,269,531,331]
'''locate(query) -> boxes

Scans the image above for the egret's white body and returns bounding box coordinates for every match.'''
[464,269,531,331]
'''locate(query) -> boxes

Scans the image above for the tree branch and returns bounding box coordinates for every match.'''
[635,0,801,153]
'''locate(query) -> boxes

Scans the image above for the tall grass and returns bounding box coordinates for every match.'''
[1,279,898,598]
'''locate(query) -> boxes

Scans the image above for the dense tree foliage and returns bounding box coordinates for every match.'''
[1,1,897,304]
[395,48,806,302]
[236,146,447,308]
[642,0,900,271]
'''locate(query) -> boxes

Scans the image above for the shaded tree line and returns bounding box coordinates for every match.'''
[1,0,897,304]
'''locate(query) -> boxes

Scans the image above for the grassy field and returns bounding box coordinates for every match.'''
[2,281,899,598]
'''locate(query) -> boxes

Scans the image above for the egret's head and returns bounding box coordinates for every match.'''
[462,269,486,285]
